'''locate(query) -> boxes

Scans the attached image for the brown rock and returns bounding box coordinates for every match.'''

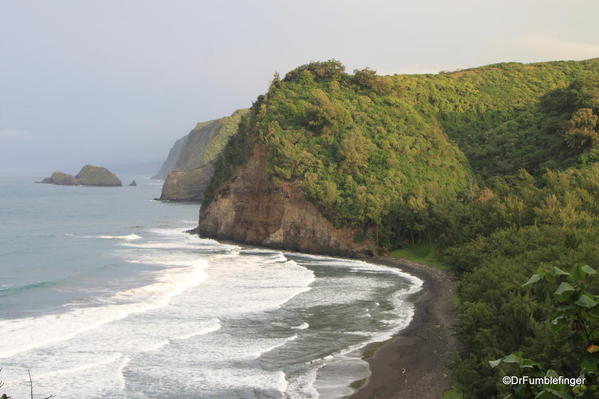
[198,145,376,257]
[159,163,215,202]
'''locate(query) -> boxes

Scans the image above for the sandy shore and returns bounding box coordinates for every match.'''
[348,256,458,399]
[189,234,459,398]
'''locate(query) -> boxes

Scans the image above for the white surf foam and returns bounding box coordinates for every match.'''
[96,234,142,241]
[0,260,208,359]
[121,241,202,249]
[292,322,309,330]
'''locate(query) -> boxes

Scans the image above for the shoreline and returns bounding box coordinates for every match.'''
[191,233,458,398]
[348,256,458,399]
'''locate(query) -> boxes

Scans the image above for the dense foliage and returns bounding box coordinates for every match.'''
[206,60,475,241]
[490,264,598,398]
[432,166,599,397]
[205,58,599,398]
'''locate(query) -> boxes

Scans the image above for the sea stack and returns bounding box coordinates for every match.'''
[129,180,137,186]
[38,165,122,186]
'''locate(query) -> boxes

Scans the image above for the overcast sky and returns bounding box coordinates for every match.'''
[1,0,598,174]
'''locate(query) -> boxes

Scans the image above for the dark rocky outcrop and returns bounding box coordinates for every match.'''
[129,180,137,186]
[197,145,376,257]
[159,163,214,201]
[38,165,122,187]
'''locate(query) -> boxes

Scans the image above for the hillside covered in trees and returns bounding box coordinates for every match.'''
[201,58,599,397]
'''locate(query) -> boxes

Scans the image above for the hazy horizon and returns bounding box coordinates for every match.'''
[1,0,598,173]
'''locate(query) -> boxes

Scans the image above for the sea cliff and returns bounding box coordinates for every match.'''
[159,163,214,201]
[197,59,599,256]
[155,109,248,201]
[198,144,376,256]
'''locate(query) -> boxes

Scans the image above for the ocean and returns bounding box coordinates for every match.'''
[0,175,422,399]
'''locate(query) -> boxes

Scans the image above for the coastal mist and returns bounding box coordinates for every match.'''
[0,175,421,399]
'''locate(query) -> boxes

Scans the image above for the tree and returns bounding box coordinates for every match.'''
[564,108,599,152]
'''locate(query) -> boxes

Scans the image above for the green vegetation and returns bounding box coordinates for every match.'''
[438,166,599,397]
[202,109,249,163]
[490,265,598,398]
[174,109,249,172]
[205,58,599,398]
[389,242,448,270]
[441,388,463,399]
[155,110,249,180]
[205,60,474,239]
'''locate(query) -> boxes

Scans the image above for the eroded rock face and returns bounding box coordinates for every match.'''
[198,145,375,257]
[159,163,215,201]
[38,165,122,186]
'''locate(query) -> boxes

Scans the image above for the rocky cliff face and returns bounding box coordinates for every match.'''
[198,145,376,257]
[159,163,214,201]
[39,165,122,186]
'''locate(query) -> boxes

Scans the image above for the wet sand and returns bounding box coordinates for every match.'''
[349,256,458,399]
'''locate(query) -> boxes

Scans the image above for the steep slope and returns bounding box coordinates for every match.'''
[154,109,248,201]
[153,109,248,180]
[199,59,599,254]
[174,109,248,171]
[152,136,187,179]
[198,144,376,255]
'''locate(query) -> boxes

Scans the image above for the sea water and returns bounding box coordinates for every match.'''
[0,175,422,399]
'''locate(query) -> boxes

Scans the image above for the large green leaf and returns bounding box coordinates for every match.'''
[581,264,597,276]
[575,294,598,309]
[523,274,541,287]
[551,267,570,277]
[553,282,575,298]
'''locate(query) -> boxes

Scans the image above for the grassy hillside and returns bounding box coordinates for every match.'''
[205,59,599,398]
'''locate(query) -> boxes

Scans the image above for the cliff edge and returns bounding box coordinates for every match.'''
[198,145,376,256]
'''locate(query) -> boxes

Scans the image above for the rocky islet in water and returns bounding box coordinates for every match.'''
[38,165,122,187]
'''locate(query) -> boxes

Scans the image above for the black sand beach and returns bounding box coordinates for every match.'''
[349,256,458,399]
